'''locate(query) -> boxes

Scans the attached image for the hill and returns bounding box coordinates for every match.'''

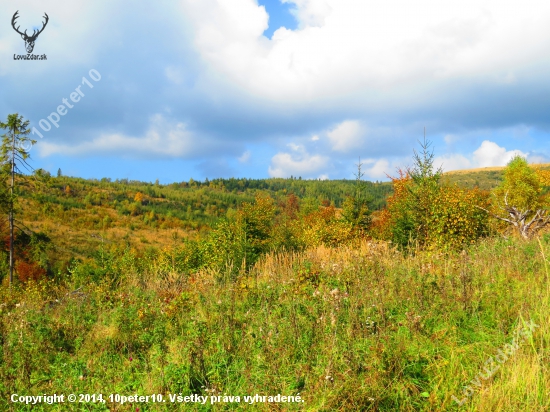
[442,163,550,191]
[12,162,549,271]
[17,174,393,266]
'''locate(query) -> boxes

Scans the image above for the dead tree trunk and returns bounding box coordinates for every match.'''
[477,192,550,240]
[9,124,15,286]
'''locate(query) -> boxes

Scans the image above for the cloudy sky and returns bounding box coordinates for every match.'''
[2,0,550,182]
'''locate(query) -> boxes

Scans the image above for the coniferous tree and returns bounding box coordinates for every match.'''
[405,136,443,246]
[341,158,372,234]
[0,114,36,286]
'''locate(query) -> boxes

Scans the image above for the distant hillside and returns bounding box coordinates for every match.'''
[442,163,550,191]
[18,174,393,263]
[15,162,549,265]
[446,163,550,174]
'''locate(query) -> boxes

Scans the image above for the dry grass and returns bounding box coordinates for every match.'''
[445,163,550,175]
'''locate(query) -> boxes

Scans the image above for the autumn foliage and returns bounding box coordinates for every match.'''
[372,142,490,250]
[15,260,46,283]
[486,156,550,239]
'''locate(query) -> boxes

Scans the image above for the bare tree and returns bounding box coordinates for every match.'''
[477,192,550,240]
[476,156,550,240]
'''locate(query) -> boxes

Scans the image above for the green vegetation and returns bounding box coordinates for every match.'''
[17,172,392,259]
[1,237,549,411]
[1,120,550,411]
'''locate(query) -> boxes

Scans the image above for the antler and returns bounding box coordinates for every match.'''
[11,11,26,37]
[32,13,49,39]
[11,11,49,40]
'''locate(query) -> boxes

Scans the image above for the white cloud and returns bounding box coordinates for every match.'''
[38,114,211,159]
[434,154,472,172]
[364,158,391,179]
[528,153,550,164]
[268,143,329,177]
[180,0,550,104]
[434,140,531,172]
[3,0,549,181]
[473,140,526,167]
[326,120,364,152]
[282,0,333,28]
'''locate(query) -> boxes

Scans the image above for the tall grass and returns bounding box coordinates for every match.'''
[1,237,549,411]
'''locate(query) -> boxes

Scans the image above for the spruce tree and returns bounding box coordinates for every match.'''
[0,114,36,286]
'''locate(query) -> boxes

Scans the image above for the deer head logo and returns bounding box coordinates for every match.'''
[11,11,49,54]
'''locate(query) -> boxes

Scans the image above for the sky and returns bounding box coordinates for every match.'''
[1,0,550,183]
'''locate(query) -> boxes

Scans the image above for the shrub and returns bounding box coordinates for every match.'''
[16,260,46,283]
[374,140,490,250]
[297,206,354,248]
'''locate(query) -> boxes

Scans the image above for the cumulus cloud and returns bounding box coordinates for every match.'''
[268,143,329,177]
[326,120,364,153]
[473,140,527,167]
[282,0,333,28]
[435,140,531,172]
[434,154,472,171]
[363,158,391,179]
[2,0,550,182]
[181,0,550,106]
[37,114,225,159]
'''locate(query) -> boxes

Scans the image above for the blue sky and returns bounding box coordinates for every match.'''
[258,0,297,38]
[2,0,550,183]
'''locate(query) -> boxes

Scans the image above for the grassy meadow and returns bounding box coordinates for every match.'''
[1,236,549,411]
